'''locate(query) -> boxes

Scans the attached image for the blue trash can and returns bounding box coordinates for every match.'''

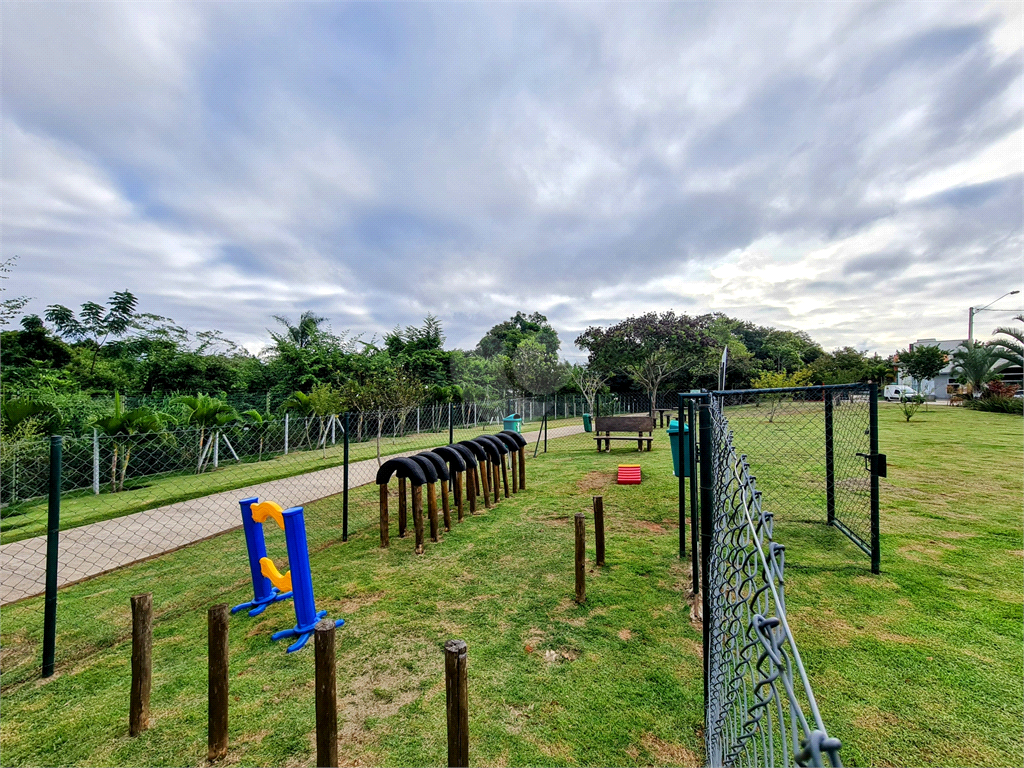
[667,420,690,477]
[503,414,523,433]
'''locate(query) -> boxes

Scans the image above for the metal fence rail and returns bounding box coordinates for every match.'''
[702,395,843,767]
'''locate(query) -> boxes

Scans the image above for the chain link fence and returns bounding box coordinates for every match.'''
[701,394,843,767]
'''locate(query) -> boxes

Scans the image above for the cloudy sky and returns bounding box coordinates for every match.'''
[3,1,1022,359]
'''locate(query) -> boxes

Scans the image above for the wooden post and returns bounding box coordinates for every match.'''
[315,620,339,768]
[440,479,452,531]
[593,496,605,567]
[413,485,425,554]
[518,447,526,490]
[510,451,518,494]
[207,603,229,761]
[454,472,464,522]
[574,514,586,604]
[444,640,469,768]
[129,593,153,737]
[398,476,408,538]
[379,484,390,548]
[492,462,500,504]
[500,456,509,499]
[428,483,440,542]
[480,462,492,509]
[467,468,477,514]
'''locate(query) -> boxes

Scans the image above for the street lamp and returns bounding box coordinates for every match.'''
[969,290,1020,342]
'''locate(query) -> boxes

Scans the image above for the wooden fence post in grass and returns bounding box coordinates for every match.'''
[379,483,390,548]
[510,450,518,494]
[208,603,230,762]
[574,513,586,604]
[428,482,440,542]
[441,478,452,531]
[315,620,339,768]
[444,639,469,768]
[398,476,408,538]
[467,467,477,515]
[518,447,526,490]
[454,471,464,522]
[129,593,153,737]
[593,496,605,567]
[500,456,510,498]
[413,484,425,554]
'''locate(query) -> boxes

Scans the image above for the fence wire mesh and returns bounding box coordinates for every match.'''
[704,395,843,768]
[715,384,875,563]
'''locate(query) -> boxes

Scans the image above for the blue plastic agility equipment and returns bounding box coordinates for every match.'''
[269,505,344,652]
[233,497,344,652]
[231,496,293,617]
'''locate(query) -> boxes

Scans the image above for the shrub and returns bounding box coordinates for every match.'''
[899,394,925,422]
[985,381,1019,399]
[964,396,1023,415]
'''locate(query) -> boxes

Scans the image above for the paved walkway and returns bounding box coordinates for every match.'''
[0,425,585,604]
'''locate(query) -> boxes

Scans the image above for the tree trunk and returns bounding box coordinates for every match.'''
[119,446,132,492]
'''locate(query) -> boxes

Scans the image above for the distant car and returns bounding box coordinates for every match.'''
[1014,390,1023,399]
[884,384,918,402]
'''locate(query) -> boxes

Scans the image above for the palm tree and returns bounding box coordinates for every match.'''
[989,315,1024,375]
[272,311,327,348]
[949,341,999,396]
[281,390,316,448]
[92,392,170,492]
[240,409,269,461]
[172,394,238,472]
[0,397,59,437]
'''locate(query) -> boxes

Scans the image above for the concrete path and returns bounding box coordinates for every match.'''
[0,425,585,605]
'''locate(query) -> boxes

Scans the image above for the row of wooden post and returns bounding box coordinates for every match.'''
[575,496,606,604]
[128,595,470,768]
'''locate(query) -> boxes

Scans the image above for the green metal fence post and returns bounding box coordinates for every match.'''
[869,383,881,574]
[688,398,699,594]
[42,434,62,678]
[824,387,836,525]
[343,412,350,543]
[698,395,714,721]
[678,393,686,560]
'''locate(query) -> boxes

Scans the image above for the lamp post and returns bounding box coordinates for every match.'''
[969,290,1020,342]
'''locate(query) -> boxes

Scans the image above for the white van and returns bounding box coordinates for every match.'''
[884,384,918,402]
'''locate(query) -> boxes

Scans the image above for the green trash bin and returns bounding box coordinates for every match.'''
[667,420,690,477]
[583,413,592,432]
[502,414,523,433]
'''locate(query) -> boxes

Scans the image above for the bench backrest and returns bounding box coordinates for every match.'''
[594,415,655,433]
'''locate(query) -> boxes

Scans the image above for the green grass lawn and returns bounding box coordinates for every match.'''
[0,417,581,544]
[0,404,1020,766]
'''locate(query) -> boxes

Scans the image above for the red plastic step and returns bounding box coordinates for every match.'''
[617,465,642,485]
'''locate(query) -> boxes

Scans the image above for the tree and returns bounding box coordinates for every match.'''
[898,394,925,422]
[895,344,947,392]
[92,392,170,491]
[0,396,59,438]
[477,312,560,358]
[624,349,682,415]
[172,393,238,472]
[271,311,328,349]
[45,290,139,374]
[949,342,999,395]
[570,364,608,417]
[989,315,1024,375]
[751,368,813,422]
[0,256,31,326]
[307,382,342,457]
[369,370,425,464]
[511,339,570,396]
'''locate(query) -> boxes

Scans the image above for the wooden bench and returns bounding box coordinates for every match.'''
[593,415,656,452]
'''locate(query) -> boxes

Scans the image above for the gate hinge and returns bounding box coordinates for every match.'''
[856,452,887,477]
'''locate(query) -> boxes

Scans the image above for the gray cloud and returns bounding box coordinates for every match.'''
[2,0,1021,358]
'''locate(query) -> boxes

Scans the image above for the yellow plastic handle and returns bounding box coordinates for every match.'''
[259,557,292,592]
[250,500,285,530]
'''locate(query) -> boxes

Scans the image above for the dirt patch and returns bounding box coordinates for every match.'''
[634,520,668,534]
[577,471,612,493]
[618,628,633,641]
[526,734,574,762]
[852,705,902,732]
[934,530,976,540]
[332,591,385,615]
[640,733,701,767]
